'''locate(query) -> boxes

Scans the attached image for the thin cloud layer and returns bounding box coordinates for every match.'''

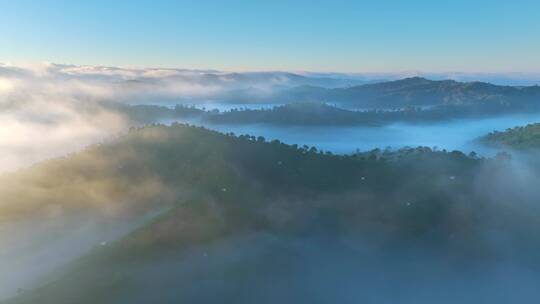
[0,63,315,173]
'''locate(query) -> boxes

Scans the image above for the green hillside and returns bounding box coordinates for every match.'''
[3,124,540,304]
[479,123,540,149]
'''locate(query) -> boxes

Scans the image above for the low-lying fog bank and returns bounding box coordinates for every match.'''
[165,112,540,157]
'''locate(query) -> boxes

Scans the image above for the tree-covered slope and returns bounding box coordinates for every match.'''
[3,124,540,304]
[478,123,540,149]
[276,77,540,108]
[203,102,519,126]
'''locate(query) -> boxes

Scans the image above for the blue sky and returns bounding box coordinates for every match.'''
[1,0,539,72]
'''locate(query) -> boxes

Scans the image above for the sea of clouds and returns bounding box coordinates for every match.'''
[0,63,312,173]
[2,62,539,173]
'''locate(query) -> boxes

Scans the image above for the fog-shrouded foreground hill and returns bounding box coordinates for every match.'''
[3,124,540,304]
[478,123,540,150]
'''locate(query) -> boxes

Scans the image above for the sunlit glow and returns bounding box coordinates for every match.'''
[0,78,15,92]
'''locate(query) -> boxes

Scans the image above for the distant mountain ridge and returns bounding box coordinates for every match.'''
[113,69,540,108]
[271,77,540,108]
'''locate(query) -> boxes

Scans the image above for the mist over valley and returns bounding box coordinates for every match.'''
[2,63,540,304]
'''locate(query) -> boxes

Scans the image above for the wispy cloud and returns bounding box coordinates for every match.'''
[0,63,310,173]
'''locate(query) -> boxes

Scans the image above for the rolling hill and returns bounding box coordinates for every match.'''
[3,124,540,303]
[273,77,540,109]
[478,123,540,150]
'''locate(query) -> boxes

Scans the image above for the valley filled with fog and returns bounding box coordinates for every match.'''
[175,111,540,156]
[2,63,540,303]
[2,63,540,174]
[4,1,540,303]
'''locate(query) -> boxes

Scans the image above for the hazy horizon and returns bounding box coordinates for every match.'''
[3,61,540,85]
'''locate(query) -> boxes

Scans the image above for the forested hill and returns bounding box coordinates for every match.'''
[276,77,540,108]
[117,101,540,127]
[478,123,540,149]
[0,123,479,223]
[4,124,540,304]
[202,102,522,126]
[114,77,540,128]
